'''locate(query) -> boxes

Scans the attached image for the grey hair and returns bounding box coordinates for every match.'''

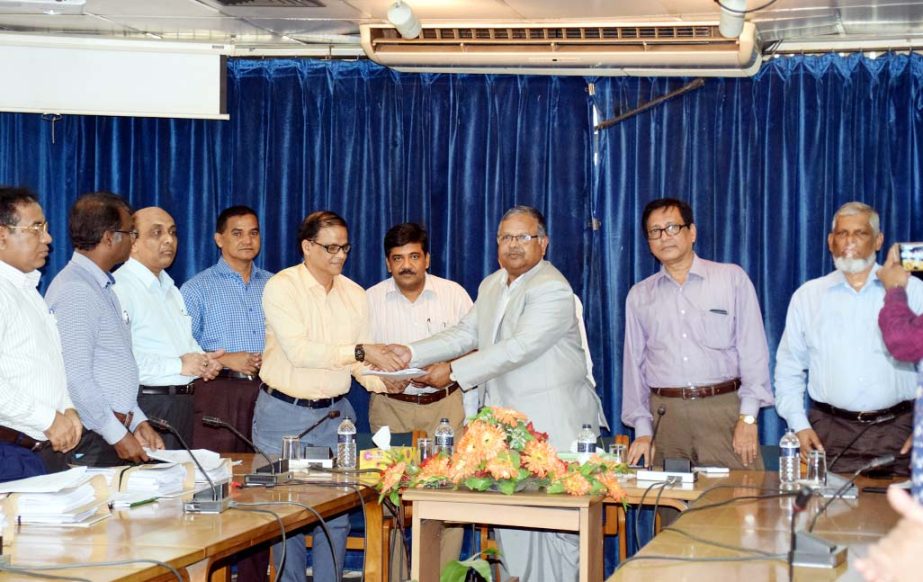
[499,205,547,237]
[831,201,880,236]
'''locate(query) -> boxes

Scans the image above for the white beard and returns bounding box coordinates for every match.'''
[834,254,876,274]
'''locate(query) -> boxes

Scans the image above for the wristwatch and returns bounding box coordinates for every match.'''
[738,414,756,425]
[354,344,365,363]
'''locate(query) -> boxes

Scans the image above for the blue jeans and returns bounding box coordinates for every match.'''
[0,443,45,483]
[252,389,353,582]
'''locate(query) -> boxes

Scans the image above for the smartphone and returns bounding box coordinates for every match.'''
[898,242,923,271]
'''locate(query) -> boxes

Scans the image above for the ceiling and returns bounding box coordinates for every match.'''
[0,0,922,56]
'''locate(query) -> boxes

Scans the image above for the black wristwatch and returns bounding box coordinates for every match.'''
[355,344,365,363]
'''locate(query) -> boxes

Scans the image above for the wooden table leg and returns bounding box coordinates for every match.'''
[578,501,603,582]
[411,503,444,582]
[364,493,385,582]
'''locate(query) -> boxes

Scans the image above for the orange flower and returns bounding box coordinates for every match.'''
[561,471,592,496]
[491,407,528,426]
[379,461,406,494]
[416,454,451,482]
[522,439,560,478]
[486,451,517,480]
[457,421,507,463]
[447,455,477,483]
[549,458,569,479]
[597,472,626,502]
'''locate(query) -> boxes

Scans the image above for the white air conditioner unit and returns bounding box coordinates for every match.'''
[0,0,85,15]
[360,21,761,77]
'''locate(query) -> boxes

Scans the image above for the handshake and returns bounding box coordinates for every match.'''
[362,343,455,393]
[363,343,412,371]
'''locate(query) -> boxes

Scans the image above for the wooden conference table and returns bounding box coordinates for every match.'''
[610,471,901,581]
[0,454,385,582]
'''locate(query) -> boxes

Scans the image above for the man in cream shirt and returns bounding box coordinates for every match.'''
[0,187,81,481]
[256,210,403,582]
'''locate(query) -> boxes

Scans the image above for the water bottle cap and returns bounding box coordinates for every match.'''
[582,423,592,429]
[440,417,449,423]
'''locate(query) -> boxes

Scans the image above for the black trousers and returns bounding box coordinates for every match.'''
[809,405,913,476]
[138,392,195,450]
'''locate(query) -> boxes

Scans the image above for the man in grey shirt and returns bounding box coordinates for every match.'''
[622,198,773,469]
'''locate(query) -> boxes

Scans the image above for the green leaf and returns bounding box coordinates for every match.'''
[439,561,470,582]
[464,476,493,491]
[497,479,517,495]
[466,559,494,581]
[546,481,565,495]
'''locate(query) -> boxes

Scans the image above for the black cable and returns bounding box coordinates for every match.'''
[660,526,783,558]
[229,505,286,582]
[0,558,184,582]
[651,478,671,539]
[678,491,797,518]
[238,500,339,580]
[634,480,671,552]
[714,0,781,15]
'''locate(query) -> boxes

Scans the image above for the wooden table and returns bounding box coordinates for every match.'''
[0,454,385,582]
[609,471,901,581]
[403,488,604,582]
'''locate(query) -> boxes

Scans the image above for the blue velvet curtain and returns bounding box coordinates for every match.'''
[1,54,922,447]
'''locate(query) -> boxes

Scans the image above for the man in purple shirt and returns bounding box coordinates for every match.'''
[622,198,773,469]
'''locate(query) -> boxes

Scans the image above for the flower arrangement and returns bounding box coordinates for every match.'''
[376,406,628,505]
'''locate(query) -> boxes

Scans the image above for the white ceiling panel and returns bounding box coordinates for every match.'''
[0,14,131,34]
[83,0,218,18]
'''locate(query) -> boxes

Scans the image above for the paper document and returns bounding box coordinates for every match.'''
[360,368,426,380]
[0,467,89,493]
[146,449,230,484]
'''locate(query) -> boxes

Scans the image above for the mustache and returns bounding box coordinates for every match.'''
[398,269,417,276]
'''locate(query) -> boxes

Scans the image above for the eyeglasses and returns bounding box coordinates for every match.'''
[5,222,49,236]
[497,233,544,245]
[646,223,689,240]
[113,229,139,240]
[309,240,352,255]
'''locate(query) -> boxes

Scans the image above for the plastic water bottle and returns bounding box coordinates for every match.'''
[336,416,357,469]
[779,428,801,485]
[576,423,596,463]
[434,417,455,456]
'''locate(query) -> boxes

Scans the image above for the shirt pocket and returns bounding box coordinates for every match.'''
[700,308,734,350]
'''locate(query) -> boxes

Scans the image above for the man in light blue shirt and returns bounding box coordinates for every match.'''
[181,205,272,453]
[113,207,223,449]
[44,192,163,467]
[775,202,923,475]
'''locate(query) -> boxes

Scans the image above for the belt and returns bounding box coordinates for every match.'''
[810,399,912,423]
[383,383,460,405]
[261,384,345,409]
[140,383,196,396]
[650,378,741,400]
[0,425,42,451]
[114,411,134,428]
[217,369,258,381]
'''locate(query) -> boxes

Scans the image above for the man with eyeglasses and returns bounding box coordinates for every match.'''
[0,187,82,482]
[389,205,603,582]
[622,198,773,471]
[257,210,404,582]
[42,192,164,469]
[113,207,224,450]
[776,202,923,475]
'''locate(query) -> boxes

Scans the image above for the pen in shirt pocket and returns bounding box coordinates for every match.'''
[709,308,728,315]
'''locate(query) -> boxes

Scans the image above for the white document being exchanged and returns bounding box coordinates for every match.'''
[360,367,426,379]
[145,449,231,484]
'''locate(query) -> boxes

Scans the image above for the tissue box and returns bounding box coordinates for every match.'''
[359,447,414,473]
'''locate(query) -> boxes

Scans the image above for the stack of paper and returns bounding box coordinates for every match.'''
[146,449,230,485]
[0,468,110,528]
[122,463,187,496]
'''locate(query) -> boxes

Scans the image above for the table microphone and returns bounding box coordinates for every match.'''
[827,414,895,471]
[201,416,292,487]
[791,454,895,569]
[148,417,231,514]
[647,406,666,470]
[788,486,815,581]
[297,409,341,439]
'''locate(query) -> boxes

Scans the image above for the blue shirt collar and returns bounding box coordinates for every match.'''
[71,252,116,288]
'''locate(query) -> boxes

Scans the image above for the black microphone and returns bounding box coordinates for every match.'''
[148,417,230,513]
[789,486,815,581]
[808,454,895,532]
[647,406,666,469]
[827,414,896,471]
[296,409,341,439]
[201,416,291,486]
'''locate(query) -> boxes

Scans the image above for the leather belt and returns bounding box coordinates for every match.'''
[114,411,134,428]
[217,369,258,381]
[140,383,196,396]
[261,384,345,409]
[650,378,741,400]
[810,399,912,424]
[384,383,460,405]
[0,425,42,451]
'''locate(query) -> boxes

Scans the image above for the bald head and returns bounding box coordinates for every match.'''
[132,206,177,275]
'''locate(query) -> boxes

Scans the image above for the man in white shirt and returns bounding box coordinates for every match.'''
[366,222,473,572]
[113,207,223,449]
[0,187,81,481]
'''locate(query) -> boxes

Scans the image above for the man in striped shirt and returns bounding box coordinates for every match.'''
[43,192,164,468]
[0,187,81,482]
